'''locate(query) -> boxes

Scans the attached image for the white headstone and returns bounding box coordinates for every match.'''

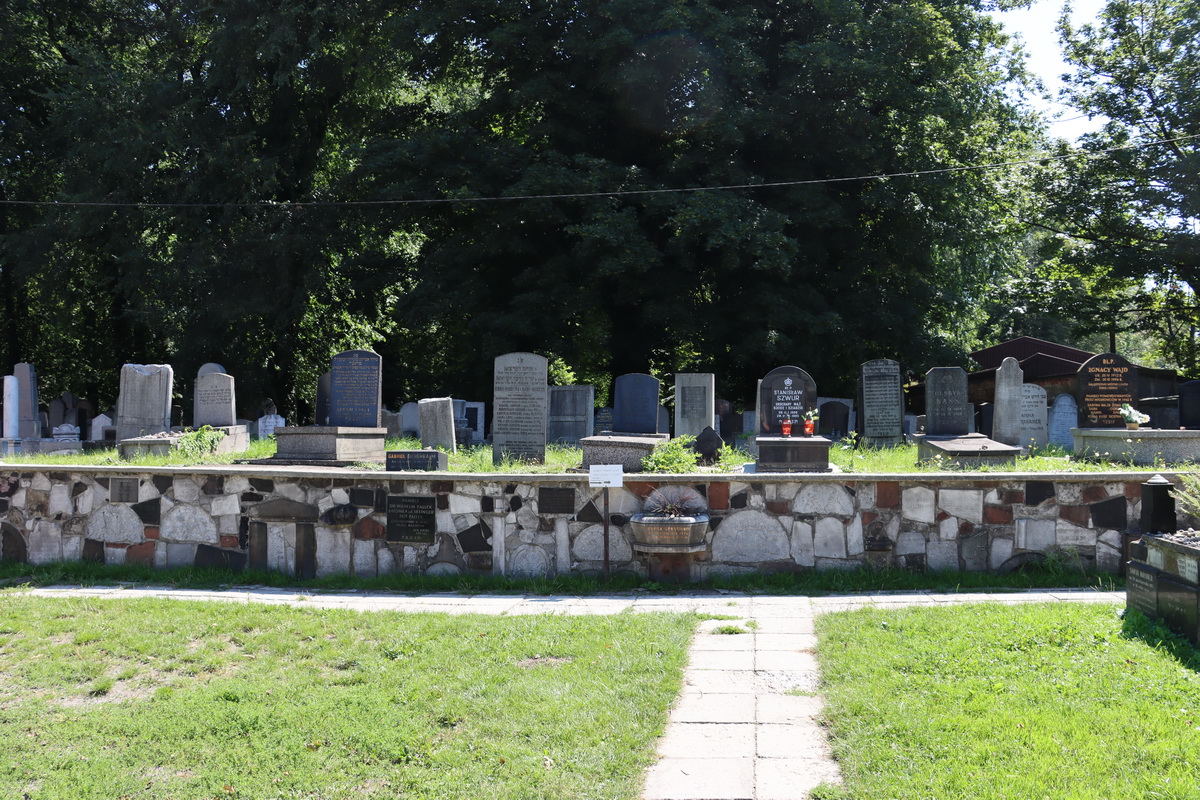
[52,424,81,442]
[90,413,113,442]
[399,402,420,437]
[1047,394,1077,450]
[115,364,174,441]
[1018,383,1049,450]
[674,374,716,439]
[418,397,457,453]
[991,357,1023,446]
[2,375,17,439]
[193,371,237,427]
[257,413,286,439]
[492,352,548,464]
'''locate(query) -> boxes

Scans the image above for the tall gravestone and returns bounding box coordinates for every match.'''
[315,371,332,425]
[1047,394,1078,449]
[2,375,17,439]
[859,359,905,446]
[13,363,39,438]
[492,352,548,464]
[115,364,174,442]
[1077,353,1136,428]
[1019,383,1049,449]
[548,385,594,444]
[328,350,382,427]
[612,374,660,434]
[1180,381,1200,429]
[991,357,1024,447]
[757,366,816,434]
[924,367,971,437]
[197,362,226,378]
[418,397,457,453]
[193,369,237,427]
[674,373,715,439]
[399,402,420,436]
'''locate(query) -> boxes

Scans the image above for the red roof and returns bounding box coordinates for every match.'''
[970,337,1095,371]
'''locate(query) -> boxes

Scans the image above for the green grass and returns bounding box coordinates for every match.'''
[0,553,1120,595]
[829,440,1168,473]
[0,596,696,800]
[816,603,1200,799]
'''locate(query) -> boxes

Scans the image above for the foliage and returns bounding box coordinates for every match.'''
[640,436,701,473]
[174,425,227,458]
[641,485,707,517]
[1171,472,1200,521]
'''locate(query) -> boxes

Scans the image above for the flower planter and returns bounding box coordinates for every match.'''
[628,513,709,553]
[1127,422,1140,430]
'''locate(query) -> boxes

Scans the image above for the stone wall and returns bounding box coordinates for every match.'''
[0,467,1160,579]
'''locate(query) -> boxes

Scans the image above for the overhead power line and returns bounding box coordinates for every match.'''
[3,132,1197,211]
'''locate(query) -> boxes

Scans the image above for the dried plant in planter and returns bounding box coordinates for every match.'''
[641,485,707,518]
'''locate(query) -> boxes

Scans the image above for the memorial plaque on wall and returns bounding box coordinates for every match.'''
[859,359,904,446]
[386,450,448,471]
[328,350,383,427]
[924,367,970,437]
[1077,353,1136,428]
[110,478,138,503]
[1157,576,1199,644]
[386,495,437,543]
[538,487,576,514]
[492,352,548,464]
[1126,562,1159,619]
[757,366,817,435]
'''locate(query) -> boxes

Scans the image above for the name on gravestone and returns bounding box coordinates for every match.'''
[757,366,817,435]
[328,350,382,427]
[386,495,437,543]
[492,352,548,464]
[1018,383,1049,449]
[613,374,661,434]
[924,367,970,437]
[386,450,449,471]
[1126,562,1159,619]
[860,359,904,445]
[1078,353,1136,428]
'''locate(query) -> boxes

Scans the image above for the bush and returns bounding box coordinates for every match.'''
[641,436,700,473]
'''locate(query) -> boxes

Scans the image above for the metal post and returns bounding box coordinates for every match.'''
[602,486,610,582]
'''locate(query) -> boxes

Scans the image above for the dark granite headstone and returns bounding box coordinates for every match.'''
[1126,562,1159,619]
[757,366,817,435]
[538,487,575,514]
[1180,381,1200,429]
[694,426,724,464]
[594,407,614,435]
[457,520,492,553]
[295,523,316,578]
[386,496,437,543]
[613,374,660,434]
[1,526,27,563]
[1077,353,1136,428]
[316,371,331,425]
[924,367,970,437]
[818,401,850,438]
[1157,576,1199,644]
[548,385,594,444]
[386,450,448,471]
[328,350,383,427]
[859,359,904,446]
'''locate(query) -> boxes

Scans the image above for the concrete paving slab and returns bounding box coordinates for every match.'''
[689,649,756,670]
[643,757,754,800]
[753,633,816,652]
[691,633,756,651]
[755,694,823,724]
[746,617,814,635]
[670,693,757,724]
[683,669,756,694]
[756,722,830,759]
[656,722,756,759]
[755,757,842,800]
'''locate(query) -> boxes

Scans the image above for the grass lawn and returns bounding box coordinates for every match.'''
[0,596,696,800]
[816,603,1200,800]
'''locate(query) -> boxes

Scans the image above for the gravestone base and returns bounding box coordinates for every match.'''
[118,434,182,459]
[580,434,669,472]
[755,436,833,473]
[914,433,1021,466]
[1128,535,1200,644]
[1072,428,1200,465]
[213,425,250,454]
[273,426,387,462]
[0,438,85,456]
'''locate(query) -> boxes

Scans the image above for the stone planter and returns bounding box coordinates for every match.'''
[628,513,709,553]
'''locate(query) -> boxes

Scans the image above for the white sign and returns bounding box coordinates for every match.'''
[588,464,624,487]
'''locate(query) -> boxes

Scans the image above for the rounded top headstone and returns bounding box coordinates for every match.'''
[197,362,227,377]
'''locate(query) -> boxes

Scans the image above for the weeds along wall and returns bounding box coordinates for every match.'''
[0,467,1158,579]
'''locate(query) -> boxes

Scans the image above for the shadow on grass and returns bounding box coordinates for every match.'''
[1121,608,1200,671]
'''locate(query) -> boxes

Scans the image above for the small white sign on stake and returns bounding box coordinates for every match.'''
[588,464,623,487]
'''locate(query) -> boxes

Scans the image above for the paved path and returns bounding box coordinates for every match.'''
[22,586,1124,799]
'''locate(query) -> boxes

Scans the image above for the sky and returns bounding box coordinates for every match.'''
[991,0,1109,141]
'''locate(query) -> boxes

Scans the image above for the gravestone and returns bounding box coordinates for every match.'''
[418,397,457,453]
[548,385,594,444]
[386,450,448,471]
[2,376,17,439]
[1077,353,1136,428]
[1019,383,1049,449]
[658,405,670,435]
[47,392,71,428]
[924,367,971,437]
[859,359,904,447]
[452,399,471,446]
[197,362,226,378]
[51,424,80,442]
[674,374,716,438]
[399,402,420,436]
[381,409,402,438]
[193,370,237,427]
[464,401,486,443]
[817,400,851,439]
[328,350,382,427]
[257,413,286,439]
[1047,394,1078,450]
[90,412,113,442]
[757,366,816,435]
[115,364,174,442]
[315,371,331,425]
[593,407,613,435]
[1180,381,1200,429]
[991,357,1024,446]
[492,352,548,464]
[13,363,39,438]
[612,374,660,434]
[715,398,738,445]
[694,426,724,464]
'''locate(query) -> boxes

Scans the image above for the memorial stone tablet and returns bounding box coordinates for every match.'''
[757,366,817,435]
[110,478,139,504]
[538,487,576,514]
[386,450,449,471]
[328,350,383,427]
[193,370,237,427]
[1018,383,1048,449]
[1181,380,1200,429]
[386,495,437,543]
[924,367,970,437]
[1077,353,1136,428]
[1157,576,1199,644]
[594,407,614,434]
[13,363,39,439]
[613,373,661,434]
[859,359,904,446]
[115,364,174,442]
[1126,562,1159,619]
[991,357,1023,446]
[492,352,548,464]
[548,385,594,444]
[674,373,715,438]
[1047,394,1077,449]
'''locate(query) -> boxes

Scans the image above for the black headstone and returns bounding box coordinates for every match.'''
[694,426,724,464]
[316,371,332,425]
[1181,380,1200,429]
[924,367,970,437]
[817,401,850,438]
[386,450,449,471]
[858,359,904,446]
[1158,576,1199,644]
[1077,353,1136,428]
[757,366,817,435]
[593,407,614,435]
[386,496,437,543]
[328,350,383,427]
[1126,562,1159,619]
[612,374,660,434]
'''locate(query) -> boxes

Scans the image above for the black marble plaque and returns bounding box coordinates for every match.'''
[328,350,383,427]
[1077,353,1135,428]
[1126,562,1159,619]
[1158,576,1199,644]
[613,373,661,434]
[925,367,970,436]
[348,488,375,507]
[386,450,448,471]
[386,496,437,543]
[538,487,576,514]
[758,366,817,435]
[756,436,832,473]
[110,478,138,503]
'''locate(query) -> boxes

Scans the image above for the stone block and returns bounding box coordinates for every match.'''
[792,484,854,517]
[813,517,847,559]
[160,505,218,544]
[86,504,144,544]
[1016,518,1056,551]
[1056,520,1097,548]
[572,524,633,562]
[711,510,790,562]
[352,540,377,577]
[938,488,983,524]
[209,493,240,517]
[990,537,1014,571]
[507,543,550,578]
[845,516,864,556]
[173,478,202,504]
[48,484,72,516]
[960,533,989,571]
[894,531,927,556]
[315,526,351,577]
[791,520,815,567]
[902,486,936,523]
[926,540,959,571]
[165,542,196,568]
[28,520,62,564]
[938,516,958,541]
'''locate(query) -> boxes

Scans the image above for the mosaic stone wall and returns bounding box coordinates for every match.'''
[0,468,1156,579]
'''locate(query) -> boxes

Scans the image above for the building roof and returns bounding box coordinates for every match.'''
[969,336,1096,371]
